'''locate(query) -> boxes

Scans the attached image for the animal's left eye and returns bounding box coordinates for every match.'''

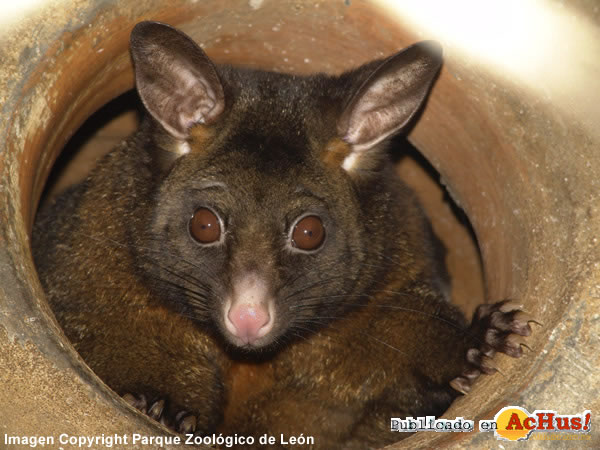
[189,207,222,244]
[291,215,325,251]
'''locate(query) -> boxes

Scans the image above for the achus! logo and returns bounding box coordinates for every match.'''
[479,406,591,441]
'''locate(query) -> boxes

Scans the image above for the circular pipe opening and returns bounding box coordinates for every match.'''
[2,0,598,447]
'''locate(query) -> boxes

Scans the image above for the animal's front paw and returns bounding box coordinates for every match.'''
[122,392,197,434]
[450,300,537,394]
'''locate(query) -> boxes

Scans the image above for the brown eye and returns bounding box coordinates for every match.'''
[189,208,221,244]
[291,215,325,251]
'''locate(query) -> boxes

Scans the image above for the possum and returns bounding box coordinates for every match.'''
[33,21,532,449]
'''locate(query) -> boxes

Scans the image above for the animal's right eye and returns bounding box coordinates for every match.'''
[189,207,222,244]
[291,215,326,251]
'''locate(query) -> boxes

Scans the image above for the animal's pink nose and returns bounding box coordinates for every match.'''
[227,304,272,345]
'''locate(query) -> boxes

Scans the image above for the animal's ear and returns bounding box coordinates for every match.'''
[130,21,225,142]
[335,41,442,171]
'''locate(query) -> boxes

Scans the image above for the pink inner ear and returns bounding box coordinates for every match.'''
[337,41,442,153]
[174,76,222,132]
[131,21,225,140]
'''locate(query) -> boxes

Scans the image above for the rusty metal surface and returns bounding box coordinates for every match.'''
[0,0,598,448]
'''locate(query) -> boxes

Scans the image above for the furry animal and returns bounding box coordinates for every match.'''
[33,21,532,449]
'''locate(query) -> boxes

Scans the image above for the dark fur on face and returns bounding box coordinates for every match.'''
[123,23,445,351]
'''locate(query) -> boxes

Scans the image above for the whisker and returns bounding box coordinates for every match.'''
[150,276,211,309]
[370,249,405,266]
[333,300,468,334]
[157,264,212,296]
[87,233,218,280]
[359,332,410,357]
[283,275,352,300]
[290,293,369,309]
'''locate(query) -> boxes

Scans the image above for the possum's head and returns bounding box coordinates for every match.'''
[129,21,442,350]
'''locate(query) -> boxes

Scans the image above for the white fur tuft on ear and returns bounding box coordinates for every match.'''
[341,152,360,172]
[176,141,192,155]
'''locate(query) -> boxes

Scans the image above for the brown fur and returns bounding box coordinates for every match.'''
[322,138,352,168]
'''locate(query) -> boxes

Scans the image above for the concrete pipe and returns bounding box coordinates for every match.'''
[0,0,598,448]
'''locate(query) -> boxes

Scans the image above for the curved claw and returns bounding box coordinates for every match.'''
[450,377,471,395]
[148,399,165,421]
[175,411,197,434]
[499,301,525,313]
[122,393,148,414]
